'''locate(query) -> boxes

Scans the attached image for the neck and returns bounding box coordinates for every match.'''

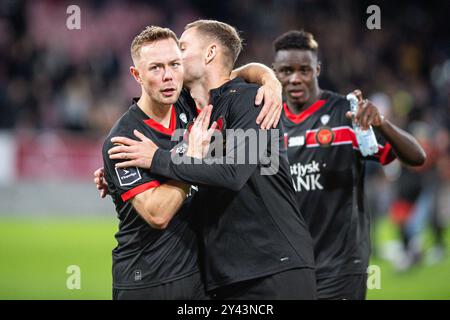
[188,69,231,110]
[287,87,322,114]
[137,91,172,127]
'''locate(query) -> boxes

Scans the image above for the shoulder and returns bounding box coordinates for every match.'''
[232,81,260,97]
[323,90,352,119]
[102,109,135,154]
[228,81,260,111]
[323,90,348,108]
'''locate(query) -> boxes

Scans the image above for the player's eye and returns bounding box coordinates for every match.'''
[300,67,310,75]
[149,65,160,71]
[280,68,292,75]
[172,62,180,68]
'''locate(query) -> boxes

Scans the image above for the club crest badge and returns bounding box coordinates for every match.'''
[315,127,334,147]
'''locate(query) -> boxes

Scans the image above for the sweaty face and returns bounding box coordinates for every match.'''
[179,27,208,86]
[273,49,320,108]
[135,38,184,106]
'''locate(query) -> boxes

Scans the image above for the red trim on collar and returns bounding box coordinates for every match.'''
[143,106,176,136]
[283,100,327,124]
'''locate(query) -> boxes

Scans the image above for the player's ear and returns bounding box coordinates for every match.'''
[316,61,321,77]
[205,44,217,65]
[130,66,142,84]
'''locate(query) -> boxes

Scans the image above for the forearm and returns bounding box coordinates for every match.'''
[231,63,280,86]
[151,149,256,191]
[132,181,189,229]
[377,120,426,166]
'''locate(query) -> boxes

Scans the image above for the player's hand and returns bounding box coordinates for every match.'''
[345,89,385,130]
[109,130,159,169]
[255,78,283,130]
[93,167,108,198]
[187,105,217,159]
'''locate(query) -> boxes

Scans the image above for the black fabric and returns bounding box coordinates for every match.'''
[103,95,199,289]
[316,273,368,300]
[210,268,317,300]
[112,271,209,300]
[281,90,395,280]
[150,77,315,292]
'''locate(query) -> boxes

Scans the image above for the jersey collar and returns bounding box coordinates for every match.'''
[283,99,327,124]
[142,104,177,136]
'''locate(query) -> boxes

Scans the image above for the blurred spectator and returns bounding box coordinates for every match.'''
[388,122,447,270]
[0,3,449,189]
[1,0,448,136]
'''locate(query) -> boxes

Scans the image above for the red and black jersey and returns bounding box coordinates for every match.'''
[150,78,315,292]
[281,90,395,279]
[102,92,198,289]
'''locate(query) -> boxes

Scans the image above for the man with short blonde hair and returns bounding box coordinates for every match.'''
[99,24,285,300]
[184,19,243,70]
[114,20,317,299]
[130,26,179,64]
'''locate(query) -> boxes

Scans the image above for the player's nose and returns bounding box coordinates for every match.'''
[289,71,302,84]
[162,67,174,81]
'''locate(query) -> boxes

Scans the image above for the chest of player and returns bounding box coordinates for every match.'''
[283,111,358,192]
[139,108,192,151]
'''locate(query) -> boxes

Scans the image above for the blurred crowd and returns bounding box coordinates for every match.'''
[0,0,449,267]
[1,1,448,134]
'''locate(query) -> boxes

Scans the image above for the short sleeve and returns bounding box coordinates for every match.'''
[341,106,396,165]
[102,138,161,202]
[366,129,396,165]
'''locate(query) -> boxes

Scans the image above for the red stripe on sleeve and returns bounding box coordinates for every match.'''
[378,143,395,165]
[121,180,161,202]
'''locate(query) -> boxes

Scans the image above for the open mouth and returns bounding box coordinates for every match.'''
[161,88,176,97]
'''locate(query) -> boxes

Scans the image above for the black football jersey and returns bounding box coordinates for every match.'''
[281,90,395,279]
[102,92,199,289]
[150,78,315,291]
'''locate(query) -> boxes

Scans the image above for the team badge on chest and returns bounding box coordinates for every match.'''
[315,127,335,147]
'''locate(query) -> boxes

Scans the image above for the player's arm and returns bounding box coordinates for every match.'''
[231,63,282,129]
[109,93,262,191]
[131,180,190,229]
[347,90,426,166]
[150,105,259,191]
[375,119,426,166]
[102,136,190,229]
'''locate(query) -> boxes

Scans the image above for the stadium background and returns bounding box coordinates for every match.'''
[0,0,449,299]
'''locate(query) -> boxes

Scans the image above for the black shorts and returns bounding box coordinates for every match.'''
[317,273,368,300]
[113,271,209,300]
[210,268,317,300]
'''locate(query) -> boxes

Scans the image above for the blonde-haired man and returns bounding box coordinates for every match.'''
[110,20,317,299]
[100,25,284,299]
